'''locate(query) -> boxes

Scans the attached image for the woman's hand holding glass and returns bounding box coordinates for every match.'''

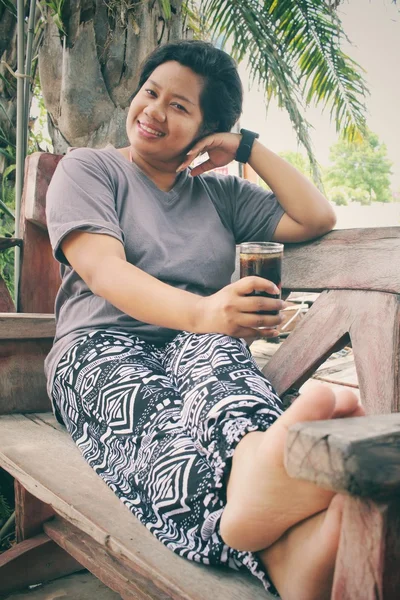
[195,277,284,341]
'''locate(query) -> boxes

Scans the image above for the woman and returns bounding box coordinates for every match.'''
[46,40,363,599]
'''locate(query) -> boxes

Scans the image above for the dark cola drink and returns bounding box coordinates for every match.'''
[240,243,283,316]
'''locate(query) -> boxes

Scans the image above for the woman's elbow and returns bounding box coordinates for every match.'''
[319,209,337,234]
[305,210,336,240]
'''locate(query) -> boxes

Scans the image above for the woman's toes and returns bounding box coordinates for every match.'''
[331,389,363,418]
[272,383,337,432]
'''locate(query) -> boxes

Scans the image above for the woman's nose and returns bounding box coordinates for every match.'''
[144,102,166,122]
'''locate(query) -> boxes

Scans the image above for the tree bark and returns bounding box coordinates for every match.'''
[39,0,186,152]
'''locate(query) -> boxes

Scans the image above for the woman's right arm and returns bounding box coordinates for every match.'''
[62,230,283,339]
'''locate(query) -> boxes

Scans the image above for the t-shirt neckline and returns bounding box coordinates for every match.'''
[105,145,189,203]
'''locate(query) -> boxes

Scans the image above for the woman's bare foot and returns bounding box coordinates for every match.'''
[260,494,345,600]
[220,384,364,551]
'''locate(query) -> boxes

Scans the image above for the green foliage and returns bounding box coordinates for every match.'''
[279,151,313,178]
[329,186,348,206]
[42,0,66,35]
[0,175,15,299]
[158,0,172,20]
[0,492,11,524]
[326,130,393,204]
[0,468,15,552]
[200,0,368,185]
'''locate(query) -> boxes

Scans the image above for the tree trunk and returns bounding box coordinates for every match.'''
[39,0,186,152]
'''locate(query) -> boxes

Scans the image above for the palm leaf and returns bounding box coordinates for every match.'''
[158,0,172,20]
[199,0,369,185]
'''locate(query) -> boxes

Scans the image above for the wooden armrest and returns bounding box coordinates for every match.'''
[0,313,56,339]
[0,237,23,251]
[285,414,400,499]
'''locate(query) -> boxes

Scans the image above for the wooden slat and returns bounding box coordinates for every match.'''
[0,532,82,595]
[263,290,350,398]
[45,517,176,600]
[0,339,52,414]
[332,497,400,600]
[0,414,272,600]
[285,413,400,498]
[314,365,358,387]
[264,289,399,414]
[315,355,354,376]
[350,291,400,414]
[282,227,400,294]
[19,153,61,313]
[0,313,55,338]
[0,277,15,312]
[15,481,55,542]
[23,152,62,229]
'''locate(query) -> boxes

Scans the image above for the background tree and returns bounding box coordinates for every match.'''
[279,151,313,178]
[326,130,393,204]
[37,0,369,181]
[38,0,189,153]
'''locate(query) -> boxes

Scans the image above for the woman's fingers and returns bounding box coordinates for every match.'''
[236,294,283,315]
[233,276,280,297]
[237,310,283,330]
[189,159,215,177]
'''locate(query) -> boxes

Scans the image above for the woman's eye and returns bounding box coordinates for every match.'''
[172,103,186,112]
[145,89,157,97]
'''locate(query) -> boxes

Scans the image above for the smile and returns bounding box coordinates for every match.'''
[138,121,165,137]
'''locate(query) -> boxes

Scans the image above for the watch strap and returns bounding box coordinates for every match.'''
[235,128,260,163]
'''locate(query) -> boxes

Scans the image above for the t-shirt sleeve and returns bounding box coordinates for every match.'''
[46,149,124,265]
[229,176,285,243]
[204,173,285,244]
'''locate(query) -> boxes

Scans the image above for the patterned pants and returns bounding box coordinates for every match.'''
[52,329,284,593]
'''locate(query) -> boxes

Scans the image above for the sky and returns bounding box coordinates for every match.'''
[239,0,400,190]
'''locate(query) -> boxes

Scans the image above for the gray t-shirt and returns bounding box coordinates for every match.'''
[44,146,284,395]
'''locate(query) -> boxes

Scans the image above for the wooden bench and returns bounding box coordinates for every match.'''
[0,152,399,599]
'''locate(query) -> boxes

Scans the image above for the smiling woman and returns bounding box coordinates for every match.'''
[44,40,349,600]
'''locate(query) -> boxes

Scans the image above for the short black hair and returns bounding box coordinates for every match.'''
[132,40,243,135]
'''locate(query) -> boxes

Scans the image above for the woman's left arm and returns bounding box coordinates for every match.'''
[180,133,336,243]
[248,140,336,243]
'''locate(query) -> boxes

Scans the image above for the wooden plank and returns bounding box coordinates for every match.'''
[0,414,271,600]
[332,497,400,600]
[263,290,350,397]
[1,571,121,600]
[22,153,62,230]
[282,227,400,294]
[44,517,175,600]
[0,533,82,595]
[314,365,358,387]
[264,289,399,414]
[285,413,400,498]
[315,355,354,376]
[350,291,400,413]
[0,313,55,339]
[15,481,55,542]
[18,154,62,313]
[0,278,15,312]
[0,339,52,414]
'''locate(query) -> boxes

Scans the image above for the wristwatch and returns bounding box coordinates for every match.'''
[235,128,260,163]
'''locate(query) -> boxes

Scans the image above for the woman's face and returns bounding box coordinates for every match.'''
[126,61,205,165]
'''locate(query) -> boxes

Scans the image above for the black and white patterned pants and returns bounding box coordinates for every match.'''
[52,329,284,593]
